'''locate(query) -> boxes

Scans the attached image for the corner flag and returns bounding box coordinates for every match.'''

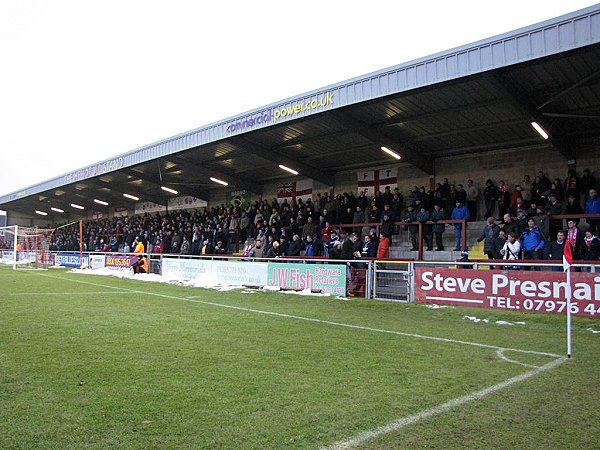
[563,240,573,357]
[563,240,573,272]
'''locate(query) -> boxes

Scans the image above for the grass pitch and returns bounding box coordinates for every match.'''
[1,266,599,449]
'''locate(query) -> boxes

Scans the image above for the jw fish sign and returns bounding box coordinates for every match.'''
[415,268,600,317]
[267,263,346,295]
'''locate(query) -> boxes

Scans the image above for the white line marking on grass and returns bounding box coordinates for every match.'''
[495,349,540,369]
[37,274,135,291]
[7,291,130,296]
[38,272,568,448]
[39,272,561,359]
[322,356,566,450]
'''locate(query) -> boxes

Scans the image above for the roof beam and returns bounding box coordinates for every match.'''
[537,68,600,110]
[21,178,167,214]
[118,170,178,206]
[439,138,549,157]
[230,136,335,186]
[375,98,508,128]
[329,110,434,175]
[542,112,600,120]
[168,155,263,194]
[407,118,527,143]
[271,129,349,150]
[121,169,209,201]
[491,71,575,160]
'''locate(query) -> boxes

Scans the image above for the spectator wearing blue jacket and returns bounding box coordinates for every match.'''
[520,218,545,270]
[450,200,470,250]
[303,235,315,257]
[585,188,600,235]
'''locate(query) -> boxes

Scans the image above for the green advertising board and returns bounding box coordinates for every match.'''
[267,262,346,295]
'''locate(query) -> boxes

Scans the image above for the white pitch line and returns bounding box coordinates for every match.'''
[37,274,132,292]
[38,272,568,448]
[321,356,566,450]
[7,291,130,296]
[38,272,561,359]
[496,349,540,369]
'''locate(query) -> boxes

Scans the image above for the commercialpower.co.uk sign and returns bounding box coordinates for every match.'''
[226,92,333,134]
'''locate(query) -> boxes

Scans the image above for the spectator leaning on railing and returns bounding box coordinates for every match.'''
[519,218,545,270]
[582,229,600,264]
[430,203,446,251]
[450,200,470,251]
[500,231,521,267]
[477,216,500,261]
[546,230,566,272]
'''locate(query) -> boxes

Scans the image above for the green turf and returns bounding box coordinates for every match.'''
[0,267,598,449]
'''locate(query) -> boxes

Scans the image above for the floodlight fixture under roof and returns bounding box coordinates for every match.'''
[531,121,549,140]
[209,177,228,186]
[381,146,401,160]
[161,186,179,195]
[278,164,299,175]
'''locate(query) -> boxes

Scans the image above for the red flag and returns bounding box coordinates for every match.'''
[563,240,573,272]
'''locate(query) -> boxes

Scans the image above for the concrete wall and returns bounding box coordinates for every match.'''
[260,139,600,221]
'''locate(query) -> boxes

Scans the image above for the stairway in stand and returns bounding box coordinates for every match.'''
[389,220,488,261]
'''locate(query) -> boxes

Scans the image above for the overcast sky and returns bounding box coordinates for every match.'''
[0,0,597,198]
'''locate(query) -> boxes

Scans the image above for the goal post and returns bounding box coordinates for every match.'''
[0,225,18,270]
[0,220,82,270]
[0,225,55,269]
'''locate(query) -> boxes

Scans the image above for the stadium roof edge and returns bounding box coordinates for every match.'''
[1,4,600,205]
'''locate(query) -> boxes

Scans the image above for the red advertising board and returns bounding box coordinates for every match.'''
[414,268,600,317]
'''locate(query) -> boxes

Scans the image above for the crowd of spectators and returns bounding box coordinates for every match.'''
[12,167,597,264]
[476,169,600,265]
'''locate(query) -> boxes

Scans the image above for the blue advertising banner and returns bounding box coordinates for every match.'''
[56,252,89,267]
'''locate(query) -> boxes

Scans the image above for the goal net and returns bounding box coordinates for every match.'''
[0,221,83,270]
[0,225,57,270]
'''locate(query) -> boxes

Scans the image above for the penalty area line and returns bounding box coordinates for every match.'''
[321,356,567,450]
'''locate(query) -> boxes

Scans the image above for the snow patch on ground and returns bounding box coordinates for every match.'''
[463,315,489,323]
[281,288,330,297]
[69,267,337,298]
[463,315,526,326]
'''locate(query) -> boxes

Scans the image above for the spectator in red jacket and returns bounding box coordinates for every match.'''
[320,221,334,257]
[376,233,390,259]
[153,237,164,253]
